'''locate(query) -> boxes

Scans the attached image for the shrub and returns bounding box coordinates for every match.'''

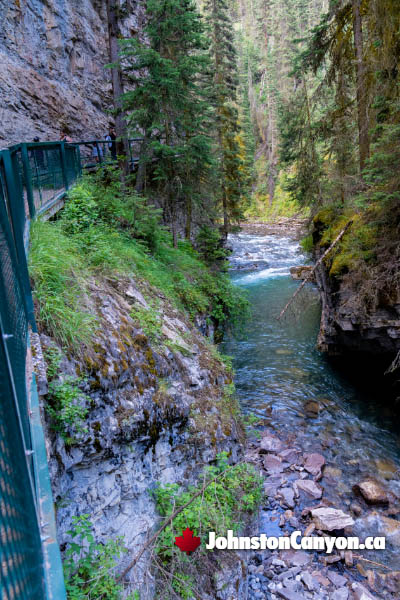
[63,514,132,600]
[46,377,89,442]
[153,452,263,597]
[154,452,263,560]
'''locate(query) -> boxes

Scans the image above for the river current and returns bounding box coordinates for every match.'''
[223,232,400,569]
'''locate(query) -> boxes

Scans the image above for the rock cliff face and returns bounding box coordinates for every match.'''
[38,274,243,597]
[0,0,144,145]
[315,258,400,363]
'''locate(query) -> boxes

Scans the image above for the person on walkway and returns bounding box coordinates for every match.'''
[106,125,117,160]
[60,130,72,143]
[92,142,103,163]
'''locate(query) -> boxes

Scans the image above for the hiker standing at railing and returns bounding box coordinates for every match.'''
[106,125,117,161]
[60,130,72,143]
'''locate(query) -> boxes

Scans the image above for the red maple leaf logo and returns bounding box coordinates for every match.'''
[174,528,201,554]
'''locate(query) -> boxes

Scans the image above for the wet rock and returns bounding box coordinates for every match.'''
[362,512,400,545]
[290,265,315,281]
[279,448,301,465]
[350,502,363,516]
[301,571,318,591]
[344,550,353,567]
[295,479,323,499]
[304,401,320,417]
[264,455,286,473]
[279,487,295,508]
[311,507,354,531]
[324,466,343,479]
[276,587,306,600]
[304,453,325,477]
[280,550,312,567]
[304,523,315,536]
[374,457,399,480]
[332,588,349,600]
[354,479,389,505]
[327,570,347,587]
[352,582,378,600]
[260,434,284,453]
[312,571,330,587]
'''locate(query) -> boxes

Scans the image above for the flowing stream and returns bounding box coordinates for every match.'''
[222,231,400,569]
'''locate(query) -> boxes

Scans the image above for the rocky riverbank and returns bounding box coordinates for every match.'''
[239,217,308,239]
[243,427,400,600]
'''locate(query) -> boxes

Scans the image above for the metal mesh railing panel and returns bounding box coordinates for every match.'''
[0,185,45,599]
[28,146,65,211]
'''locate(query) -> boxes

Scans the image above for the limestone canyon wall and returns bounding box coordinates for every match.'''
[0,0,144,146]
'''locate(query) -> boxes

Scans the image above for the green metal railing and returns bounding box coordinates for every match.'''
[0,141,81,599]
[74,137,143,170]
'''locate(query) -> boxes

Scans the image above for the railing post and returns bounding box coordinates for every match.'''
[76,144,82,176]
[59,142,69,190]
[21,144,35,218]
[96,141,103,165]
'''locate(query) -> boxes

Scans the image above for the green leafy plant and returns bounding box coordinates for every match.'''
[154,452,263,562]
[63,514,131,600]
[46,377,89,442]
[43,345,62,381]
[131,305,162,342]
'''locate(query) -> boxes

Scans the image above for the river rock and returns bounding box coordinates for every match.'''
[350,502,363,516]
[311,507,354,531]
[264,455,286,473]
[276,588,306,600]
[301,571,318,591]
[260,434,284,453]
[304,401,320,417]
[290,266,315,281]
[295,479,323,499]
[332,589,349,600]
[352,582,377,600]
[279,448,301,464]
[304,453,325,476]
[374,457,398,480]
[324,466,343,479]
[279,487,295,508]
[354,479,389,504]
[280,550,312,567]
[327,570,347,587]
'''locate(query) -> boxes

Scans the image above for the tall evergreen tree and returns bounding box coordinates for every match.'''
[119,0,214,244]
[204,0,249,236]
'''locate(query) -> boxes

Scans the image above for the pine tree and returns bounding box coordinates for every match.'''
[120,0,214,244]
[204,0,249,237]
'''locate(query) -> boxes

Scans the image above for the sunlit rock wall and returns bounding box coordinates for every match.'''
[0,0,144,146]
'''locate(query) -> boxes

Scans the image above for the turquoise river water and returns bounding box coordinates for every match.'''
[222,232,400,569]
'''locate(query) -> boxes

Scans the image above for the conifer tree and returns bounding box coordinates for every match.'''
[204,0,249,237]
[119,0,214,244]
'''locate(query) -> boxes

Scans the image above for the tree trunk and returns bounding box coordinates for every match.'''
[135,133,151,193]
[185,196,192,240]
[106,0,130,176]
[352,0,369,173]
